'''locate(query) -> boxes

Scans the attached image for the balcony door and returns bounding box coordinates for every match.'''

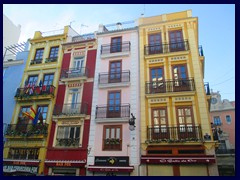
[150,67,165,93]
[169,30,184,52]
[70,57,84,77]
[107,91,121,118]
[111,37,122,53]
[109,61,121,83]
[151,108,169,140]
[176,106,196,139]
[148,33,162,54]
[66,88,80,114]
[172,65,190,91]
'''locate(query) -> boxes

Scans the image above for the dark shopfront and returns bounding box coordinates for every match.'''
[88,156,134,176]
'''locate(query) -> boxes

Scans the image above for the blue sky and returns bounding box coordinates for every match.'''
[3,4,235,101]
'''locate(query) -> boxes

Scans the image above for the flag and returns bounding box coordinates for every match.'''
[28,106,36,120]
[32,108,41,125]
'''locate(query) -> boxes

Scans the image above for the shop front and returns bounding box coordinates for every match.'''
[44,160,86,176]
[3,159,40,176]
[141,155,216,176]
[87,156,134,176]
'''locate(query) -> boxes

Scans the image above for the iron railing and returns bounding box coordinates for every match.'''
[53,103,88,116]
[96,104,130,119]
[103,138,122,150]
[146,125,202,143]
[145,78,195,94]
[30,59,42,65]
[45,57,58,63]
[101,41,131,55]
[60,67,89,79]
[144,40,189,55]
[15,85,55,99]
[8,148,39,160]
[215,149,235,154]
[56,138,80,147]
[98,70,130,84]
[5,123,48,137]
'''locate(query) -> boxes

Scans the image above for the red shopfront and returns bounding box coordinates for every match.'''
[44,160,86,176]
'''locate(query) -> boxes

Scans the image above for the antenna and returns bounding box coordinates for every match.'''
[80,24,89,35]
[141,4,145,17]
[70,20,75,27]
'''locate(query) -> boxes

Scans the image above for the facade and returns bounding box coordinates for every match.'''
[3,26,78,176]
[210,91,235,176]
[3,14,21,61]
[44,33,97,176]
[3,41,30,144]
[86,21,140,176]
[138,10,218,176]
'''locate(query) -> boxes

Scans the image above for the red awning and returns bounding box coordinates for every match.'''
[141,155,215,164]
[87,166,134,172]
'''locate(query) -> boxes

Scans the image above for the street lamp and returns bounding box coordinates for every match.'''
[129,113,136,131]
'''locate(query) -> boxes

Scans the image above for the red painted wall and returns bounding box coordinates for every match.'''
[82,82,94,115]
[61,53,71,70]
[86,49,97,78]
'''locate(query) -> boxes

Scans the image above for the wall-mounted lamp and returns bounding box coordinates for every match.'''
[129,113,136,131]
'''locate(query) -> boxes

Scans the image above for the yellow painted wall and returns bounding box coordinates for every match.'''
[148,165,173,176]
[180,165,208,176]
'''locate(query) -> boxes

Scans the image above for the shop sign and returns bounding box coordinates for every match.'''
[95,156,129,166]
[12,161,26,165]
[56,162,71,167]
[3,165,38,174]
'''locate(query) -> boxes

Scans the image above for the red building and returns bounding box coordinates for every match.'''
[44,33,97,176]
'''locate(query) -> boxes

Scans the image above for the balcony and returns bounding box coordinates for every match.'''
[95,104,130,123]
[60,67,88,82]
[100,41,131,59]
[5,123,48,138]
[145,78,195,94]
[53,103,88,117]
[14,85,55,101]
[30,59,42,65]
[56,138,80,147]
[45,57,58,63]
[144,40,189,55]
[103,138,122,151]
[98,70,130,88]
[215,149,235,155]
[146,125,202,143]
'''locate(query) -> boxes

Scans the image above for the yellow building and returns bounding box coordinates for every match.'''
[3,26,78,176]
[138,10,218,176]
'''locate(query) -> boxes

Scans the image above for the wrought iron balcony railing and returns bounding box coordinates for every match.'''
[45,57,58,63]
[96,104,130,119]
[101,41,131,55]
[103,138,122,150]
[15,85,55,99]
[146,125,202,143]
[145,78,195,94]
[53,103,88,116]
[215,149,235,154]
[98,70,130,84]
[56,138,80,147]
[144,40,189,55]
[60,67,89,79]
[30,59,42,65]
[5,123,48,137]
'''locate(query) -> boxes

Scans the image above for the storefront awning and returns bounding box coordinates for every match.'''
[3,159,40,166]
[45,159,86,167]
[141,155,215,164]
[87,165,134,172]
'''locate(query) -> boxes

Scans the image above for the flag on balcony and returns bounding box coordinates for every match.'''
[32,107,42,125]
[28,107,36,120]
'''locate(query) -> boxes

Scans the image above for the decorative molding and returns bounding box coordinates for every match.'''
[58,120,81,125]
[170,56,188,61]
[174,96,192,102]
[148,58,164,64]
[147,27,162,32]
[167,23,184,29]
[149,98,167,103]
[73,50,85,57]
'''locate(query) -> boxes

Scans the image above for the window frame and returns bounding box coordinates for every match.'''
[225,115,231,124]
[34,48,44,60]
[43,73,54,86]
[109,60,122,83]
[102,125,122,151]
[111,36,122,53]
[49,46,59,59]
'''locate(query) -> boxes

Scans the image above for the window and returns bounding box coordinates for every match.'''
[16,106,31,131]
[109,61,122,83]
[111,37,122,53]
[49,46,59,59]
[172,65,190,91]
[8,148,39,160]
[176,106,194,136]
[151,108,169,139]
[214,116,222,125]
[169,30,184,52]
[103,125,122,151]
[27,75,38,86]
[74,57,84,70]
[64,88,81,114]
[56,126,81,147]
[107,91,121,118]
[148,33,162,54]
[43,73,54,86]
[34,48,44,60]
[226,115,231,124]
[37,105,48,124]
